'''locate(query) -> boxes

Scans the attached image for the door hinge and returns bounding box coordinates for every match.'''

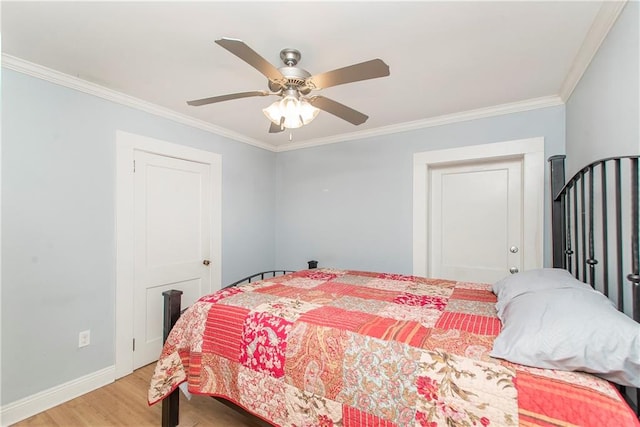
[133,160,136,173]
[132,338,136,352]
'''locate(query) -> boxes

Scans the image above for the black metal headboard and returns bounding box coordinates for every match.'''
[549,154,639,412]
[549,155,639,320]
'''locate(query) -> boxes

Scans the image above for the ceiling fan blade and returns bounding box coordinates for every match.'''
[216,38,285,85]
[306,59,390,90]
[268,121,284,133]
[308,96,368,125]
[187,90,270,106]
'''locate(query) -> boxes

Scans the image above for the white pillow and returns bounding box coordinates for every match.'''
[490,286,640,387]
[492,268,591,319]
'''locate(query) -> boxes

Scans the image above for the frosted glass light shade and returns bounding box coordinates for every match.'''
[263,95,319,129]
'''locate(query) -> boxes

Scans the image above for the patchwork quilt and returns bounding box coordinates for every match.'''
[148,269,639,426]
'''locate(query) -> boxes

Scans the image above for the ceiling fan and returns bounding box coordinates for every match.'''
[187,38,390,134]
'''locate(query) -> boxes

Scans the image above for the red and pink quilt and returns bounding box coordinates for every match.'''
[148,269,639,426]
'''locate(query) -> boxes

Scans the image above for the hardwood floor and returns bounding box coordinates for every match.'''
[12,363,271,427]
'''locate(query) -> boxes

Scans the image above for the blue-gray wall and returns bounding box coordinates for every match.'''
[274,107,565,274]
[566,1,639,176]
[1,69,276,404]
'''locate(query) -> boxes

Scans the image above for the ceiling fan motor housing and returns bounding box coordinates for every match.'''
[268,48,312,94]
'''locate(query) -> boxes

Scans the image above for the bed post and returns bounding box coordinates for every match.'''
[629,157,640,323]
[549,155,566,268]
[161,290,182,427]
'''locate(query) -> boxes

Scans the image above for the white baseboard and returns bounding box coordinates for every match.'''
[0,365,115,426]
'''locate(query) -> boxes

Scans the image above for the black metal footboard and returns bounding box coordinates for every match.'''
[222,269,295,289]
[160,261,318,427]
[549,155,639,414]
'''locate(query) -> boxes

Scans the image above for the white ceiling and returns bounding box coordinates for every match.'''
[1,1,618,150]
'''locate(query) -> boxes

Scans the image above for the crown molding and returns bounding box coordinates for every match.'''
[559,0,627,102]
[276,95,564,152]
[1,54,275,152]
[4,54,563,154]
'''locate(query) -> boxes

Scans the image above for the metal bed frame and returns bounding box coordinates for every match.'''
[549,154,639,414]
[158,155,640,425]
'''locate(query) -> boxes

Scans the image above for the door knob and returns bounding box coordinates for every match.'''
[509,267,519,274]
[510,246,519,253]
[203,259,210,266]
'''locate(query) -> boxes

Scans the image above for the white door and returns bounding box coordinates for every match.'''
[413,138,544,284]
[132,150,213,368]
[429,158,522,283]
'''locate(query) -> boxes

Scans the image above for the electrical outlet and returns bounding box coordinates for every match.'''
[78,330,91,348]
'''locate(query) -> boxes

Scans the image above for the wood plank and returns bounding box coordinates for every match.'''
[12,364,271,427]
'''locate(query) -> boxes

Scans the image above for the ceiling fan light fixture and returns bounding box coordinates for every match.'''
[298,99,320,124]
[263,101,284,125]
[263,95,319,130]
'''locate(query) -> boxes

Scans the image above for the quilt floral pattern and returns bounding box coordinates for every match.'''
[149,269,639,426]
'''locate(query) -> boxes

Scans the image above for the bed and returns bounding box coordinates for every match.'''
[148,155,639,426]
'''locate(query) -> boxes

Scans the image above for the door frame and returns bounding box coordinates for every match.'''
[413,137,544,278]
[114,130,222,379]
